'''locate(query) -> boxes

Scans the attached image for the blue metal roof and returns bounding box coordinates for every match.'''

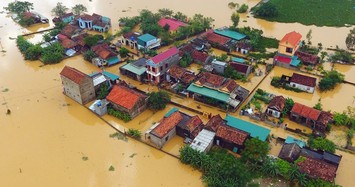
[231,57,246,63]
[165,108,179,117]
[285,136,306,148]
[214,29,246,40]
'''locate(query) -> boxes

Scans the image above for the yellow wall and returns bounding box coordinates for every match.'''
[278,41,299,56]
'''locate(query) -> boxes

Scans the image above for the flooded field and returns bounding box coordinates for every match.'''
[1,0,355,186]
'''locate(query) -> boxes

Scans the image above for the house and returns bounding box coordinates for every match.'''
[235,41,252,54]
[205,31,233,52]
[106,85,147,118]
[266,96,285,118]
[71,33,89,51]
[290,103,332,132]
[120,58,147,82]
[61,12,75,23]
[158,18,188,33]
[211,59,227,74]
[191,50,212,64]
[274,31,302,69]
[166,65,196,86]
[60,24,81,38]
[297,157,338,182]
[146,47,180,84]
[22,11,49,24]
[187,72,249,110]
[137,33,161,50]
[278,143,302,162]
[229,62,252,77]
[78,13,111,32]
[92,43,120,66]
[178,44,195,56]
[190,38,210,51]
[231,57,246,64]
[295,51,319,66]
[190,129,216,153]
[225,114,271,141]
[205,114,227,132]
[289,73,317,93]
[215,124,249,153]
[148,108,189,148]
[300,147,342,167]
[89,71,119,94]
[121,32,141,49]
[59,66,95,105]
[176,115,204,140]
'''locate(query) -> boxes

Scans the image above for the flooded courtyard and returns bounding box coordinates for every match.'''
[1,0,355,186]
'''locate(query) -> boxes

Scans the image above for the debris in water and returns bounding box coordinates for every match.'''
[19,168,22,173]
[109,165,115,171]
[9,37,16,40]
[109,132,128,142]
[129,153,137,158]
[6,109,11,115]
[2,88,9,92]
[82,156,89,161]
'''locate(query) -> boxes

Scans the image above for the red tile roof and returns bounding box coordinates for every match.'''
[268,96,285,111]
[317,111,333,126]
[185,115,203,132]
[274,55,292,64]
[57,34,68,41]
[197,72,225,88]
[60,12,74,19]
[79,14,93,21]
[22,12,35,19]
[291,103,321,121]
[158,18,188,31]
[168,65,196,84]
[60,38,77,49]
[60,66,88,84]
[295,51,319,65]
[151,47,179,64]
[290,73,317,87]
[280,31,302,47]
[152,111,183,138]
[297,157,337,182]
[92,43,116,59]
[181,73,197,85]
[206,32,231,45]
[60,24,80,38]
[216,125,249,146]
[222,79,239,93]
[205,114,225,132]
[229,62,250,74]
[106,85,146,110]
[191,50,210,63]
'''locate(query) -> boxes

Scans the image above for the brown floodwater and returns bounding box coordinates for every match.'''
[1,0,355,186]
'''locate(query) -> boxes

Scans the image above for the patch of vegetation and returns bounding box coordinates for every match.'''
[253,0,355,27]
[41,42,64,64]
[83,50,97,62]
[248,51,276,60]
[228,2,238,9]
[318,70,344,92]
[109,132,128,141]
[271,76,304,93]
[119,47,129,58]
[108,165,115,171]
[307,137,336,153]
[346,27,355,51]
[252,2,278,18]
[328,49,354,64]
[179,53,192,68]
[333,107,355,129]
[253,89,271,104]
[237,4,249,13]
[107,107,132,122]
[224,65,247,81]
[82,156,89,161]
[313,99,323,110]
[147,90,171,111]
[231,12,240,28]
[127,128,142,139]
[281,98,294,117]
[97,83,109,100]
[84,34,104,47]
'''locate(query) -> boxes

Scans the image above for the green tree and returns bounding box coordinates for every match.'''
[320,51,328,63]
[346,27,355,51]
[281,97,294,117]
[97,83,109,99]
[43,33,51,42]
[5,1,34,14]
[118,16,140,28]
[189,14,214,34]
[176,26,192,39]
[41,42,64,64]
[241,138,269,163]
[158,8,174,18]
[84,35,103,47]
[16,36,33,53]
[313,99,323,110]
[319,70,344,91]
[127,128,142,139]
[173,11,187,22]
[24,45,42,60]
[51,2,69,17]
[119,47,129,58]
[307,137,336,153]
[237,4,249,13]
[179,53,192,68]
[231,12,240,27]
[329,49,354,64]
[333,112,349,126]
[254,2,278,18]
[72,4,87,16]
[83,50,97,62]
[306,29,313,45]
[147,90,171,111]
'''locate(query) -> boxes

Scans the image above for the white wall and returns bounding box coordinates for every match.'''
[290,82,315,93]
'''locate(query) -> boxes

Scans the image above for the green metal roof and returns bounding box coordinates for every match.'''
[214,29,246,40]
[138,33,156,42]
[187,84,229,102]
[165,108,179,117]
[231,57,246,63]
[285,136,306,148]
[290,56,301,67]
[107,56,120,66]
[225,114,271,141]
[102,71,119,80]
[121,63,147,75]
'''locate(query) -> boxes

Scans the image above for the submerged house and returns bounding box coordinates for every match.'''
[274,31,302,69]
[77,13,111,32]
[158,18,188,33]
[60,24,81,38]
[60,66,95,105]
[187,72,249,110]
[266,95,285,118]
[146,47,180,84]
[191,50,212,64]
[119,58,147,82]
[121,32,141,49]
[229,62,252,77]
[106,85,148,118]
[92,43,120,66]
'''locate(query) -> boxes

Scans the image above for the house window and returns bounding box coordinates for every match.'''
[165,136,169,141]
[216,139,220,146]
[292,84,296,87]
[152,67,156,72]
[286,47,293,54]
[165,63,168,68]
[160,66,163,71]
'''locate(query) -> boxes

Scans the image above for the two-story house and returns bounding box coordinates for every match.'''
[274,31,302,69]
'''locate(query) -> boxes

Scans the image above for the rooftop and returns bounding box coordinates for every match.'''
[317,111,333,126]
[191,50,210,63]
[137,33,156,42]
[280,31,302,47]
[229,62,250,74]
[190,129,216,152]
[178,115,203,137]
[106,85,146,110]
[278,143,302,162]
[158,18,188,31]
[151,110,183,138]
[216,125,249,146]
[297,157,337,182]
[60,66,89,84]
[225,114,271,141]
[168,66,196,84]
[291,103,321,121]
[121,62,147,76]
[206,32,231,45]
[214,28,246,40]
[60,38,77,49]
[205,114,226,132]
[295,50,319,65]
[268,95,285,111]
[187,84,230,103]
[231,57,246,64]
[285,136,306,148]
[60,24,80,38]
[195,72,225,88]
[92,43,116,60]
[150,47,179,64]
[89,71,120,81]
[290,73,317,87]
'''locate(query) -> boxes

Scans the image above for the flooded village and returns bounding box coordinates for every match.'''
[1,0,355,186]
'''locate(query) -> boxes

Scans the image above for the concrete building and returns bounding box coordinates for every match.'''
[211,59,227,74]
[137,33,161,50]
[266,96,285,118]
[120,58,147,82]
[60,66,95,105]
[190,129,216,153]
[289,73,317,93]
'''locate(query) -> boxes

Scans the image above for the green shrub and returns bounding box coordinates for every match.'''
[307,137,336,153]
[127,128,141,139]
[237,4,249,13]
[107,107,132,122]
[41,42,64,64]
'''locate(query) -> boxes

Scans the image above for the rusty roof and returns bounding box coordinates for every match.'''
[60,66,88,84]
[216,125,249,146]
[191,50,210,63]
[92,43,116,59]
[297,157,337,182]
[221,79,239,93]
[152,111,183,138]
[60,38,77,49]
[185,115,203,133]
[291,103,321,121]
[168,66,196,84]
[196,72,225,88]
[290,73,317,87]
[179,44,195,56]
[268,96,285,111]
[295,51,319,65]
[205,114,226,132]
[106,85,146,110]
[229,62,250,74]
[317,111,333,126]
[280,31,302,47]
[60,24,80,38]
[206,32,231,45]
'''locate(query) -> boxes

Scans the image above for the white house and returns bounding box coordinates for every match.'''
[266,96,285,118]
[211,59,227,74]
[289,73,317,93]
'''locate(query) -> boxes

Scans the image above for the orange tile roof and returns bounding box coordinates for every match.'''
[291,103,321,121]
[60,38,77,49]
[152,111,183,138]
[60,66,88,84]
[206,32,231,45]
[280,31,302,47]
[216,125,249,146]
[205,114,225,132]
[92,43,116,59]
[297,157,337,182]
[268,96,285,111]
[197,72,225,87]
[222,79,239,93]
[106,85,146,110]
[185,115,203,133]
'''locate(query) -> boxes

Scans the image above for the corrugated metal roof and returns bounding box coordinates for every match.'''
[165,108,179,117]
[225,114,271,141]
[138,33,156,42]
[214,28,246,40]
[212,59,227,66]
[285,136,306,148]
[190,129,216,152]
[121,63,147,75]
[187,84,229,102]
[93,74,107,86]
[231,57,246,63]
